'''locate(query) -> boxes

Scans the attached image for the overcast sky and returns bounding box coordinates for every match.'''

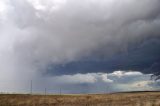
[0,0,160,94]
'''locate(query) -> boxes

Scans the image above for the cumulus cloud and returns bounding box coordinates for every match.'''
[109,71,143,78]
[53,73,113,84]
[0,0,160,93]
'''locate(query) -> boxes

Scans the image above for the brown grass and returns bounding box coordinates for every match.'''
[0,91,160,106]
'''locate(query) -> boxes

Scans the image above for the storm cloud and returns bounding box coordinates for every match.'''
[0,0,160,93]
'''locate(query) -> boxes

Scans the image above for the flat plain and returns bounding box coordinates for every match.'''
[0,91,160,106]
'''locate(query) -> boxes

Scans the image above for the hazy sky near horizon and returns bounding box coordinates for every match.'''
[0,0,160,93]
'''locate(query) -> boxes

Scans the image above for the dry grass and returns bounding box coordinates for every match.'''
[0,91,160,106]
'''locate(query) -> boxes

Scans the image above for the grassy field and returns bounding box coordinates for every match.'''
[0,91,160,106]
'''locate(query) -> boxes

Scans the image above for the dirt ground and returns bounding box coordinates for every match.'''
[0,91,160,106]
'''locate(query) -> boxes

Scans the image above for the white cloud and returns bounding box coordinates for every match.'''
[0,0,6,13]
[131,81,153,88]
[27,0,66,11]
[115,80,154,91]
[110,71,143,78]
[54,73,113,84]
[54,73,98,84]
[101,73,113,83]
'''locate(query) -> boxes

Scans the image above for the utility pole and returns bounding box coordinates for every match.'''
[45,88,46,96]
[30,80,32,95]
[60,88,61,95]
[106,86,108,94]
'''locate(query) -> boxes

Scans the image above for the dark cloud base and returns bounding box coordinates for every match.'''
[47,38,160,75]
